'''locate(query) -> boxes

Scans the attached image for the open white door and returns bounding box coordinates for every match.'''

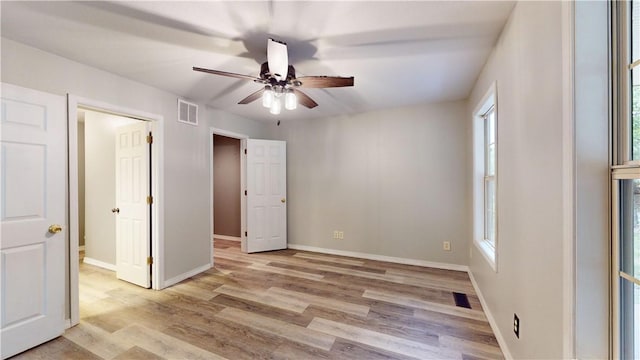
[115,122,151,288]
[0,83,66,358]
[246,139,287,253]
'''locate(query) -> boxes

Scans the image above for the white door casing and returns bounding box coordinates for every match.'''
[0,83,66,359]
[246,139,287,253]
[115,122,151,288]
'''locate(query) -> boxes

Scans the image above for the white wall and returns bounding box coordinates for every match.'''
[77,116,85,247]
[1,38,272,288]
[275,101,470,266]
[84,111,126,265]
[574,1,609,358]
[467,2,566,358]
[83,111,140,266]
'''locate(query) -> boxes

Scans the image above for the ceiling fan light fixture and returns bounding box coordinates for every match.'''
[285,90,297,110]
[262,85,274,108]
[270,97,282,115]
[194,38,354,114]
[267,39,288,81]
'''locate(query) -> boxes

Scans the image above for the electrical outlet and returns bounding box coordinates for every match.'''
[333,231,339,239]
[514,313,520,338]
[338,231,344,240]
[443,241,451,251]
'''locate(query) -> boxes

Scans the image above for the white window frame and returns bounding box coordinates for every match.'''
[473,82,498,271]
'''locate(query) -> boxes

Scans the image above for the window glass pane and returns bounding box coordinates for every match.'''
[631,284,640,359]
[620,279,639,360]
[633,0,639,62]
[484,179,495,246]
[487,110,496,144]
[634,68,640,160]
[620,178,640,358]
[631,0,639,160]
[487,144,496,176]
[485,108,496,175]
[620,179,640,278]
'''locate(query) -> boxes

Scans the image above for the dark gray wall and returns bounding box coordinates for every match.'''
[213,135,241,237]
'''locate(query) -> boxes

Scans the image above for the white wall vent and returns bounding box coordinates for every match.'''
[178,99,198,126]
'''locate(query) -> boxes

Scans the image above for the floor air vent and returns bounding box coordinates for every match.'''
[452,292,471,309]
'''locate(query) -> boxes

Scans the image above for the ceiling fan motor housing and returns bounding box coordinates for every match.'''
[260,62,298,87]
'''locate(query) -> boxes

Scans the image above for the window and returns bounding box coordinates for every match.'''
[473,83,497,270]
[612,1,640,359]
[483,106,497,248]
[617,178,640,359]
[631,1,640,161]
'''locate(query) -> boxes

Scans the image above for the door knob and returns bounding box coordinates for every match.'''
[48,224,63,234]
[111,208,120,214]
[281,198,286,203]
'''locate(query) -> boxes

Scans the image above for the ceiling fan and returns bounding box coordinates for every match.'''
[193,38,354,114]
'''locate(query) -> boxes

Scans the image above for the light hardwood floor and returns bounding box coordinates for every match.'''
[13,240,503,360]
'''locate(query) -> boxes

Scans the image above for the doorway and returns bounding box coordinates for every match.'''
[210,128,248,253]
[78,109,141,272]
[68,96,163,327]
[209,129,288,255]
[212,135,242,242]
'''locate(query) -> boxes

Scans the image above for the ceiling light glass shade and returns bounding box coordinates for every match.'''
[270,97,282,115]
[267,39,288,80]
[262,86,274,108]
[285,90,297,110]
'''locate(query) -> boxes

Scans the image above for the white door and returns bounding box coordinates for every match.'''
[246,139,287,253]
[115,122,151,288]
[0,83,66,359]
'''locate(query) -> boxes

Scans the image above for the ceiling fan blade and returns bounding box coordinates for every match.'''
[267,38,288,80]
[293,89,318,109]
[238,88,265,105]
[193,67,261,82]
[295,76,354,88]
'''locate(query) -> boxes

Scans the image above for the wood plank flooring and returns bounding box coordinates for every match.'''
[12,240,503,360]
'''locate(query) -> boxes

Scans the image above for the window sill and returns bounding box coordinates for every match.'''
[474,239,497,272]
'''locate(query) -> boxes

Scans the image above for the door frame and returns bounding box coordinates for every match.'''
[68,95,164,326]
[210,128,248,254]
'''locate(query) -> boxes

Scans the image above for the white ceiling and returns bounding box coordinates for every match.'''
[1,1,515,122]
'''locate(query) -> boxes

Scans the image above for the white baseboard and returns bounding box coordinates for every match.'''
[213,234,241,242]
[163,263,212,288]
[287,244,469,272]
[468,270,512,360]
[82,257,116,271]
